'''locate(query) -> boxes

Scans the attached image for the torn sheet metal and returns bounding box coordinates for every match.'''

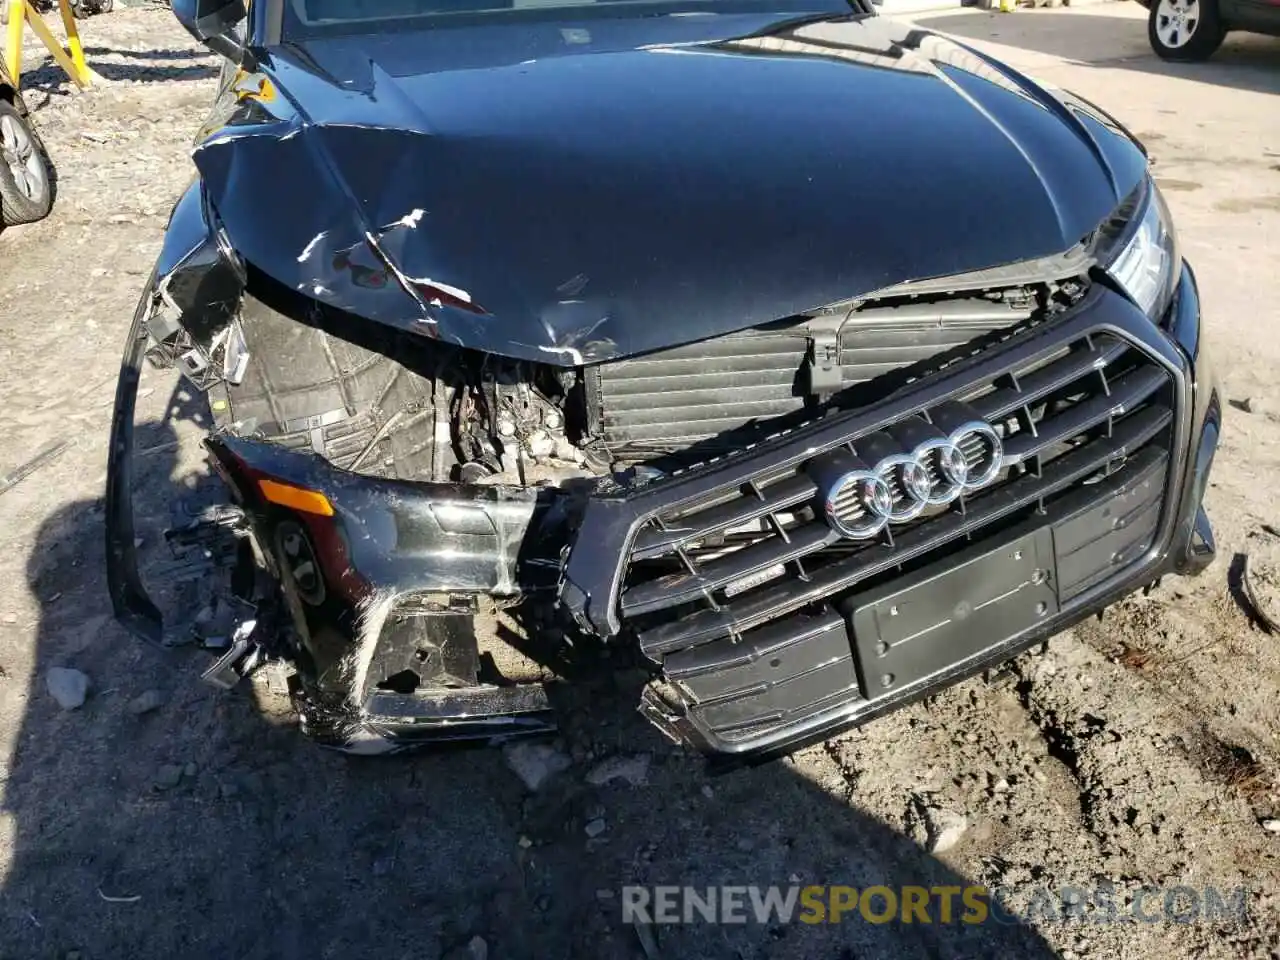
[185,12,1147,366]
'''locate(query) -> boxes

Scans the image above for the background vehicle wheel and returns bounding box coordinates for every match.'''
[0,101,52,226]
[1149,0,1225,61]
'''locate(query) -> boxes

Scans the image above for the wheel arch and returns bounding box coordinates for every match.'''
[0,78,33,117]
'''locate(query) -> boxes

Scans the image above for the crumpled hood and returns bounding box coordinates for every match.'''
[193,11,1147,365]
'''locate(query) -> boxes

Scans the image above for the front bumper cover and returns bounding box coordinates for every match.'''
[106,262,1219,759]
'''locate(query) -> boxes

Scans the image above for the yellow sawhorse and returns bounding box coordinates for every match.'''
[3,0,96,91]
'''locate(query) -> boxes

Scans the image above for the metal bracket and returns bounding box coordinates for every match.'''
[805,317,844,397]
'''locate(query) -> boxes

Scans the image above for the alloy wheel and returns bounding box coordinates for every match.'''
[0,113,48,205]
[1154,0,1201,48]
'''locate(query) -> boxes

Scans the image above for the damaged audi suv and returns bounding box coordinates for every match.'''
[107,0,1221,759]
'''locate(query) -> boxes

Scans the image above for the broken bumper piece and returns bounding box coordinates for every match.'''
[106,281,559,753]
[205,431,565,752]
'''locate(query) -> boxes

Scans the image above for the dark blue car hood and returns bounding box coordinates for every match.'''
[192,10,1147,364]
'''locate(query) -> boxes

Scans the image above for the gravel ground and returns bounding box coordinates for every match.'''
[0,6,1278,959]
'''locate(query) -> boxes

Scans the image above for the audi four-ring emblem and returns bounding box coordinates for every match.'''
[811,405,1005,540]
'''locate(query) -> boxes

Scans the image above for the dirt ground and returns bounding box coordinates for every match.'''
[0,4,1278,959]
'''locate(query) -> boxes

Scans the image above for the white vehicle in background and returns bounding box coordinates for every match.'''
[1139,0,1280,60]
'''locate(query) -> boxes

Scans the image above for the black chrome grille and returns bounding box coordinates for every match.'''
[607,326,1175,744]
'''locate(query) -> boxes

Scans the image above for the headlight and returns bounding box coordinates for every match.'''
[1100,177,1181,321]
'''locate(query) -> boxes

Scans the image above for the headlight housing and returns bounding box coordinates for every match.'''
[1097,177,1181,322]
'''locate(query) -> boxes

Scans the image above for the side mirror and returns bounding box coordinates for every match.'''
[172,0,255,67]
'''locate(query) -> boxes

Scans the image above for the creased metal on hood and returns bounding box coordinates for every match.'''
[191,11,1147,365]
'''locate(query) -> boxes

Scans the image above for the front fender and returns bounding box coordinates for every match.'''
[152,180,246,348]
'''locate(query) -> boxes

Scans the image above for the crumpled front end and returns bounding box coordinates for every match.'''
[106,38,1217,760]
[105,182,571,752]
[203,435,567,751]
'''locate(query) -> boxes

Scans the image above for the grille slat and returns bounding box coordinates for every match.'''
[1001,364,1167,465]
[664,608,847,682]
[696,660,858,735]
[670,612,855,727]
[632,474,817,561]
[622,523,836,616]
[971,339,1128,422]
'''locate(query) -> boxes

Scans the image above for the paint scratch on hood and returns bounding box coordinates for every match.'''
[538,344,585,365]
[405,276,471,305]
[297,231,327,263]
[384,208,426,231]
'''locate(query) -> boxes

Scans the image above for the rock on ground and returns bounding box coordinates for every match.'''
[127,689,165,715]
[45,667,89,709]
[153,764,183,791]
[502,741,571,791]
[585,753,650,787]
[925,809,969,854]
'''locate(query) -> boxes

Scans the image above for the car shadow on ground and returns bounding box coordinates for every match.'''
[1,380,1061,960]
[16,54,216,101]
[81,45,214,61]
[915,7,1280,97]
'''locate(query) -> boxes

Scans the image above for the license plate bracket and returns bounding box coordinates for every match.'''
[844,527,1059,700]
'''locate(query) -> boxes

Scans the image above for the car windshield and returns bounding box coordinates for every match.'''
[284,0,850,37]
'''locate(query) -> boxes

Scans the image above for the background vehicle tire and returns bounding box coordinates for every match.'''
[0,101,52,226]
[1148,0,1225,61]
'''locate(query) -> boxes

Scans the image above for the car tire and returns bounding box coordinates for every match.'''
[0,100,53,226]
[1148,0,1225,61]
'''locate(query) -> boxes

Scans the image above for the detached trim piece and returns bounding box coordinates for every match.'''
[105,275,164,645]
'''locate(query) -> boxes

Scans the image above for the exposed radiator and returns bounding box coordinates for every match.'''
[587,294,1038,450]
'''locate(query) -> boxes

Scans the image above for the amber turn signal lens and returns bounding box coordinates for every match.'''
[257,478,335,517]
